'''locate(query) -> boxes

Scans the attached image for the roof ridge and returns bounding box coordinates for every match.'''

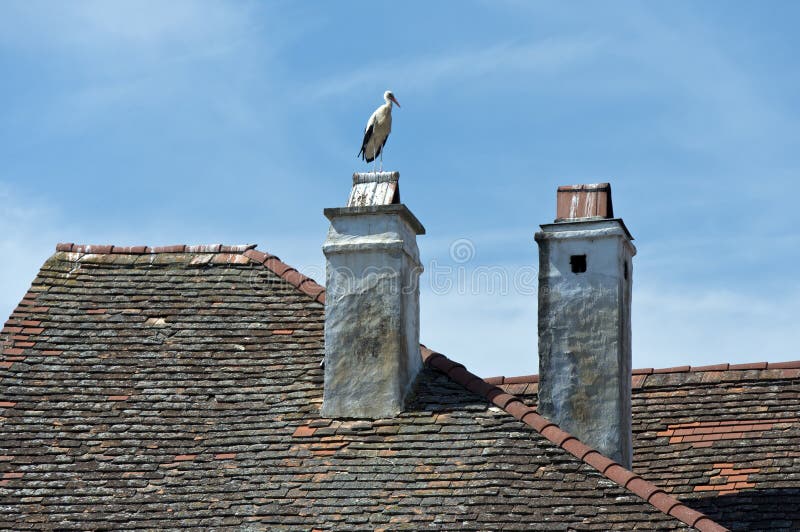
[485,360,800,385]
[54,242,327,305]
[55,243,258,254]
[242,249,326,305]
[420,345,729,532]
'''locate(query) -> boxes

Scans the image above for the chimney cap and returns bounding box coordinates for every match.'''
[556,183,614,222]
[324,204,426,235]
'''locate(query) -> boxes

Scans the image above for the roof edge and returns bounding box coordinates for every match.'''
[486,360,800,386]
[241,249,326,305]
[420,345,729,532]
[55,242,258,254]
[53,242,326,305]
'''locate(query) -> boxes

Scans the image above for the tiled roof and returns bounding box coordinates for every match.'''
[489,363,800,531]
[420,347,720,531]
[0,243,719,530]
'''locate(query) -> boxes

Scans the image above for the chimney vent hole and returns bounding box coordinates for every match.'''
[570,255,587,274]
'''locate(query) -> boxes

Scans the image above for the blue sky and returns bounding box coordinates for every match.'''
[1,1,799,377]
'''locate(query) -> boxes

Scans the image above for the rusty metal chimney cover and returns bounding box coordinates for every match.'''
[556,183,614,222]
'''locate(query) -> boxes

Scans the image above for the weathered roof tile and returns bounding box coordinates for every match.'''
[0,243,736,530]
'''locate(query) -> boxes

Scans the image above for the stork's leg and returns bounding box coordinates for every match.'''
[380,149,383,172]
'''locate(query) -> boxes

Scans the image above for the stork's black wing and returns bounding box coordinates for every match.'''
[358,124,374,161]
[365,133,389,163]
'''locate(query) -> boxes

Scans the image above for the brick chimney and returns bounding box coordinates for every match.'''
[535,183,636,467]
[321,172,425,418]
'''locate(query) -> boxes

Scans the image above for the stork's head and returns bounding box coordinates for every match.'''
[384,90,400,108]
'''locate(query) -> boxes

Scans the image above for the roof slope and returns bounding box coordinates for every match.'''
[632,366,800,532]
[1,244,715,530]
[491,364,800,531]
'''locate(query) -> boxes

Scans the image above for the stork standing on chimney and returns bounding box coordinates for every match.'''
[358,90,400,171]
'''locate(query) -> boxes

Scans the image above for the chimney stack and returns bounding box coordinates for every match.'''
[535,183,636,467]
[322,172,425,418]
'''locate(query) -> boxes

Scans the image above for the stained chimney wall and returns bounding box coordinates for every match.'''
[536,202,636,468]
[321,204,424,419]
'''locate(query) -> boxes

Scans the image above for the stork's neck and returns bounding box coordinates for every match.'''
[384,97,393,108]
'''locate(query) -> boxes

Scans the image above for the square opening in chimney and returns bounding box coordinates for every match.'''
[570,254,587,273]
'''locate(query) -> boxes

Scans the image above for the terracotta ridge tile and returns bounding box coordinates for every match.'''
[420,346,726,531]
[486,358,800,385]
[561,437,593,460]
[465,378,496,397]
[74,244,114,254]
[263,257,292,275]
[504,399,532,421]
[153,245,187,253]
[503,374,538,384]
[250,255,326,305]
[653,365,691,374]
[669,504,709,528]
[111,246,148,254]
[299,282,325,299]
[282,269,306,288]
[626,477,660,501]
[220,244,257,253]
[185,244,222,253]
[766,360,800,369]
[541,425,572,446]
[690,363,729,372]
[728,361,767,370]
[648,490,680,515]
[243,249,271,264]
[605,463,637,487]
[53,242,258,255]
[446,366,474,386]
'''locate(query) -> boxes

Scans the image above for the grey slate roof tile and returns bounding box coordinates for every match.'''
[494,365,800,531]
[0,245,713,530]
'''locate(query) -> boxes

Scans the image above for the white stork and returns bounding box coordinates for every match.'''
[358,90,400,170]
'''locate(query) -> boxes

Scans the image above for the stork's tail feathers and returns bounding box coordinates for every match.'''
[357,146,377,163]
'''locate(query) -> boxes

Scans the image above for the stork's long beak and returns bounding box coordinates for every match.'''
[390,96,401,108]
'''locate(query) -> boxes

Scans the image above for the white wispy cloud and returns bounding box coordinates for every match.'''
[0,0,257,59]
[305,36,606,101]
[421,289,538,378]
[634,282,800,368]
[0,1,299,137]
[604,5,798,156]
[479,2,798,156]
[419,273,800,379]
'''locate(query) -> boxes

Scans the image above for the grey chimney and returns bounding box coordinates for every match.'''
[321,172,425,418]
[535,184,636,468]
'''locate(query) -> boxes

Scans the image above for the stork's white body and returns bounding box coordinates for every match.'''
[359,91,400,167]
[361,104,392,162]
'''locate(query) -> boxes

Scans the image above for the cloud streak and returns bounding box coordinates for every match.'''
[0,0,257,59]
[306,36,605,101]
[634,281,800,367]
